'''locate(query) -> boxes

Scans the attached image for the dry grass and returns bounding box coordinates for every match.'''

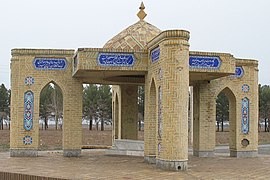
[0,126,269,151]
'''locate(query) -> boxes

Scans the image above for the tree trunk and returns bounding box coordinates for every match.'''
[101,117,104,131]
[221,120,224,132]
[45,117,48,130]
[265,118,267,132]
[55,114,59,130]
[139,120,141,131]
[217,122,220,132]
[96,122,99,131]
[89,119,93,130]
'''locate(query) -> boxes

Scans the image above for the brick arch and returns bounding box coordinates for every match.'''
[215,86,237,150]
[148,77,157,156]
[38,80,65,98]
[114,92,120,139]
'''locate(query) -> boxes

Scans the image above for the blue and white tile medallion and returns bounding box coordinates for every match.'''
[234,67,244,78]
[23,135,33,145]
[241,97,249,134]
[242,84,250,93]
[24,91,34,131]
[189,56,221,69]
[24,76,35,86]
[151,47,160,63]
[33,58,67,70]
[97,53,135,67]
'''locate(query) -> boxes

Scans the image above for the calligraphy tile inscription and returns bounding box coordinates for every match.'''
[24,91,34,131]
[33,58,67,70]
[189,56,221,69]
[97,53,135,67]
[151,47,160,63]
[242,97,249,134]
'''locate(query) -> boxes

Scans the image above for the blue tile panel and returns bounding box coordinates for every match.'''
[189,56,221,69]
[24,91,34,131]
[97,53,135,67]
[242,97,249,134]
[33,58,67,70]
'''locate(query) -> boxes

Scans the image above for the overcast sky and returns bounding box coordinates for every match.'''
[1,0,269,88]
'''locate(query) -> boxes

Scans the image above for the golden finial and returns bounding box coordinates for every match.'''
[137,2,147,20]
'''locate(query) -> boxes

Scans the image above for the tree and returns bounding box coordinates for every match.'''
[83,84,98,130]
[216,92,229,132]
[39,84,54,130]
[138,86,144,131]
[0,84,9,130]
[97,85,112,131]
[52,85,63,130]
[259,84,270,132]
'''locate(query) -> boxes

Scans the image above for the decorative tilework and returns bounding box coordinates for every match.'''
[158,142,161,155]
[151,47,160,63]
[241,97,249,134]
[189,56,221,69]
[234,67,244,78]
[33,58,67,70]
[97,53,135,67]
[158,68,163,80]
[24,77,34,86]
[158,86,162,138]
[24,91,34,131]
[23,135,33,145]
[242,84,250,93]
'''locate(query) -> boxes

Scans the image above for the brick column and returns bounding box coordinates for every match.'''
[120,85,138,140]
[151,30,190,171]
[193,83,216,157]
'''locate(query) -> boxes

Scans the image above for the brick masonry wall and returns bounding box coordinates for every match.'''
[10,49,82,153]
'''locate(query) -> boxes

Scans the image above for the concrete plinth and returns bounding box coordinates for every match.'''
[230,150,258,158]
[144,155,156,164]
[10,149,38,157]
[63,149,81,157]
[193,150,215,157]
[156,159,187,171]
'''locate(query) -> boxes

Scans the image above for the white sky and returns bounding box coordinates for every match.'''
[1,0,269,88]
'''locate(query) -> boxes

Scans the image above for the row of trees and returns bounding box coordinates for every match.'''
[0,83,270,132]
[83,84,112,131]
[0,84,10,129]
[259,85,270,131]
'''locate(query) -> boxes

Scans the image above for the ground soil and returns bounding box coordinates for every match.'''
[0,125,269,151]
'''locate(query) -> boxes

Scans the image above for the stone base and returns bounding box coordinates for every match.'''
[156,159,187,171]
[63,149,81,157]
[230,150,257,158]
[10,149,38,157]
[144,156,156,164]
[193,150,215,157]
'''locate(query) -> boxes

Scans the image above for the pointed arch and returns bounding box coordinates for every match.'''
[148,77,157,156]
[215,86,237,151]
[114,92,120,139]
[39,81,64,150]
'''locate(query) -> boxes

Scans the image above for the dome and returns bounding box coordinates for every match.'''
[103,3,161,50]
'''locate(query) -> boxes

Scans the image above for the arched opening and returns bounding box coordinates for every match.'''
[138,85,145,140]
[114,93,119,139]
[149,79,157,156]
[39,82,63,150]
[82,84,112,147]
[215,87,236,153]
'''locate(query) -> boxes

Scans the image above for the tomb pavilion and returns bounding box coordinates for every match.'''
[10,3,258,171]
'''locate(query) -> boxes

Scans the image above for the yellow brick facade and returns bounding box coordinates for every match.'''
[10,4,259,171]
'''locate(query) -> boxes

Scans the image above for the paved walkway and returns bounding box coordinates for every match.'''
[0,146,270,179]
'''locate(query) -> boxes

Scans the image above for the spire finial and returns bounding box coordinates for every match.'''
[137,2,147,20]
